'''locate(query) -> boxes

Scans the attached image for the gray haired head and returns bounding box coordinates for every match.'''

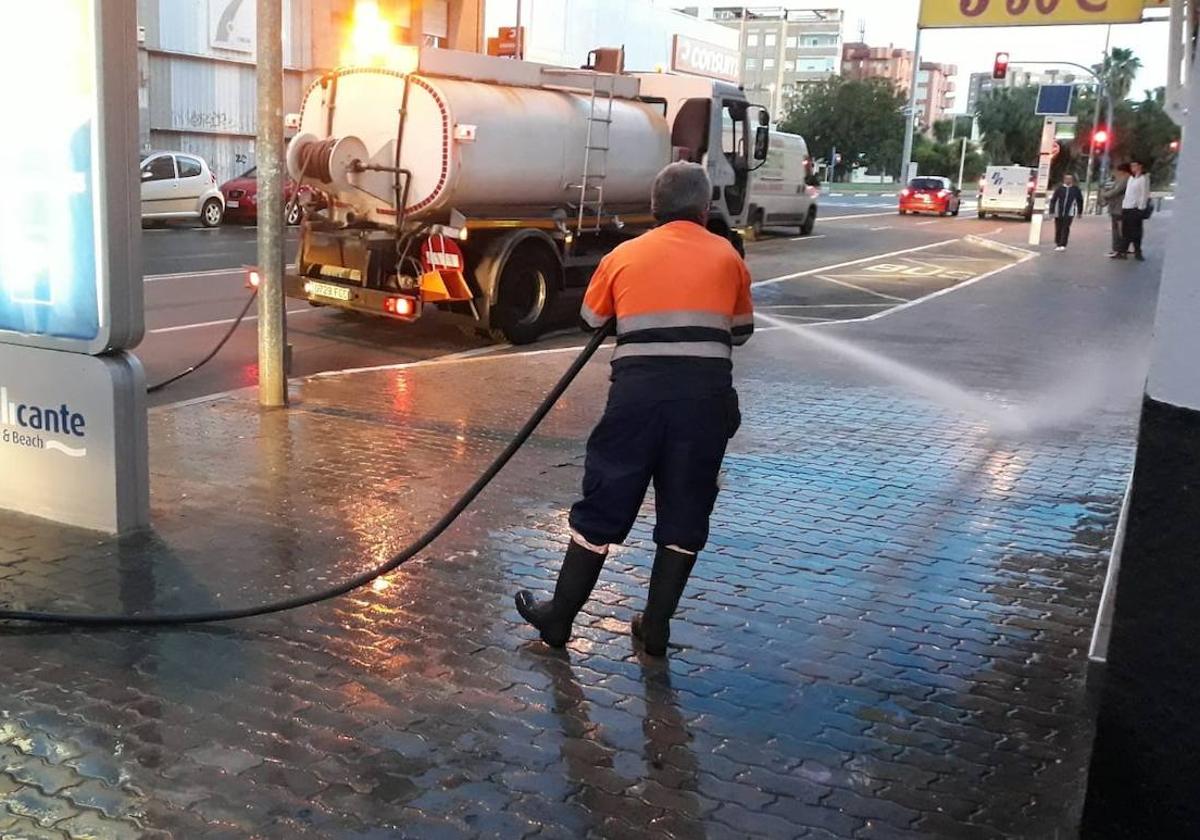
[651,162,712,224]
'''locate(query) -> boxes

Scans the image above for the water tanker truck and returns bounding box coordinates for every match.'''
[284,46,770,344]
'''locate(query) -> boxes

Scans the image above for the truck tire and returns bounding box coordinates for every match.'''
[747,209,764,241]
[799,206,817,236]
[490,243,560,345]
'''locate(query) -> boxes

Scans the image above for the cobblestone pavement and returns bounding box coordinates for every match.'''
[0,229,1157,838]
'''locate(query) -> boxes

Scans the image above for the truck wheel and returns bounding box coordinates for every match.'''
[799,207,817,236]
[491,245,559,345]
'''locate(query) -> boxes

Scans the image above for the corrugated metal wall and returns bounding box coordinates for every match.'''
[142,0,310,182]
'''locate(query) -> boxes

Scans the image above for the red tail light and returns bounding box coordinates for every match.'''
[383,296,415,317]
[900,189,911,197]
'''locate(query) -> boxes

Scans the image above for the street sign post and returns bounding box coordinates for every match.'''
[0,0,148,533]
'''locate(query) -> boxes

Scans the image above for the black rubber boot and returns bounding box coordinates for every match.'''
[515,541,606,648]
[631,546,697,657]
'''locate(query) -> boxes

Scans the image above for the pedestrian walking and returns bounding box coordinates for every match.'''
[1048,174,1084,251]
[515,162,754,657]
[1113,159,1151,261]
[1102,163,1132,256]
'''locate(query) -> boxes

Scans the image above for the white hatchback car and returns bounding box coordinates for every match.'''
[139,151,225,227]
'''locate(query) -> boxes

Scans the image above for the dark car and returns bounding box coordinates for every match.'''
[898,176,962,217]
[219,167,317,225]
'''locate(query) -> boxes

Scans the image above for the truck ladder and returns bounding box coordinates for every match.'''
[569,72,616,233]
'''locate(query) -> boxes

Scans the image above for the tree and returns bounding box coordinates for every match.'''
[975,86,1043,165]
[913,135,985,184]
[1095,47,1143,102]
[780,77,906,180]
[932,119,954,145]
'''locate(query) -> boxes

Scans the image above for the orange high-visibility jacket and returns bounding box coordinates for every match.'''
[581,221,754,361]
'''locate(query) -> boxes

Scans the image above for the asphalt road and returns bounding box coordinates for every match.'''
[140,199,1031,407]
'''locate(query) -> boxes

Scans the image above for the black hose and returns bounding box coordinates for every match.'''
[0,323,614,627]
[146,289,260,394]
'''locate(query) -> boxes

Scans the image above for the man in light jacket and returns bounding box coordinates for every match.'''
[1048,174,1084,251]
[1102,163,1131,257]
[1113,160,1150,261]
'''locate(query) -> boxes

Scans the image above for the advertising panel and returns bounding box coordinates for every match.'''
[0,0,141,354]
[672,34,741,84]
[919,0,1146,28]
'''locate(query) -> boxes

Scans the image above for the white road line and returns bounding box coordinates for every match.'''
[144,264,297,282]
[869,225,891,231]
[752,238,958,288]
[881,193,896,198]
[817,210,902,222]
[840,253,1038,325]
[760,303,892,309]
[148,306,317,335]
[828,192,844,197]
[812,274,909,303]
[916,220,938,226]
[854,193,869,197]
[786,234,828,242]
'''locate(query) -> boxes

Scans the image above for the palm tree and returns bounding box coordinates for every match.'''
[1092,48,1143,183]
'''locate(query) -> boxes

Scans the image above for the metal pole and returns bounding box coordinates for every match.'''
[957,136,968,190]
[900,26,922,183]
[1084,80,1104,213]
[1098,25,1114,190]
[257,0,287,408]
[515,0,523,60]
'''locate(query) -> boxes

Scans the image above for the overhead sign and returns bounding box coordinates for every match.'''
[919,0,1146,28]
[0,0,141,354]
[671,34,740,83]
[1036,84,1076,115]
[211,0,256,53]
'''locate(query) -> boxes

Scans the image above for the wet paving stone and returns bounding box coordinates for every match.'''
[0,260,1146,837]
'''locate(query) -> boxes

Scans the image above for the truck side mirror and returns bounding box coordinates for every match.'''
[758,109,770,127]
[754,126,769,161]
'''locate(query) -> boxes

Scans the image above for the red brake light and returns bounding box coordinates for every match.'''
[900,188,911,197]
[384,297,414,317]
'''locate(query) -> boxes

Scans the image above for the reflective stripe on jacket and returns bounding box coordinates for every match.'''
[581,221,754,363]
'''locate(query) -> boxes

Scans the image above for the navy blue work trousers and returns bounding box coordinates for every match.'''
[568,387,738,554]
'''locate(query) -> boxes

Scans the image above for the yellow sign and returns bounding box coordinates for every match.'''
[919,0,1146,28]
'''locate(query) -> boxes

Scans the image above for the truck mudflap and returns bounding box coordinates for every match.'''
[284,274,422,321]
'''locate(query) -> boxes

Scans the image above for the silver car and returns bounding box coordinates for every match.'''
[139,151,225,227]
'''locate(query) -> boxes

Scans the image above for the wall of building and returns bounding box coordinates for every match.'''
[736,11,843,116]
[483,0,735,72]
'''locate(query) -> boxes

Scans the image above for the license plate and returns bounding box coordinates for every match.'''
[304,280,352,302]
[226,200,239,208]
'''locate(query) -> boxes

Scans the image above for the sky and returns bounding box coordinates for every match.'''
[831,0,1172,111]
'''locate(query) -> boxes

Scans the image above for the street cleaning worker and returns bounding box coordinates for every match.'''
[514,161,754,657]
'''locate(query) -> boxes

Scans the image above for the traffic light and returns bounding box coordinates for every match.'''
[1092,128,1109,150]
[992,52,1010,80]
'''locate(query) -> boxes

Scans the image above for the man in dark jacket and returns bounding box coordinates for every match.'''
[1048,174,1084,251]
[1102,163,1131,256]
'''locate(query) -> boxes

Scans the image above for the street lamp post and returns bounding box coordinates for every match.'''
[900,27,923,183]
[256,0,287,407]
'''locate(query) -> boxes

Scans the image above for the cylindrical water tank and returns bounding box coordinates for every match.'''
[290,68,672,223]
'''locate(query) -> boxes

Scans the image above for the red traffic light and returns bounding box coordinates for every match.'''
[992,52,1010,80]
[1093,129,1109,148]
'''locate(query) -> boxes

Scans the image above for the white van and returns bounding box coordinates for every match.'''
[978,165,1035,220]
[745,130,820,238]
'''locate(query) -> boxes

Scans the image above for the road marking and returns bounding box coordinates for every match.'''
[812,274,910,303]
[854,193,869,197]
[881,193,896,197]
[828,192,844,197]
[817,210,902,222]
[144,264,298,282]
[148,306,317,334]
[916,220,939,226]
[869,225,892,231]
[786,234,828,242]
[844,252,1038,325]
[752,238,958,288]
[760,303,892,309]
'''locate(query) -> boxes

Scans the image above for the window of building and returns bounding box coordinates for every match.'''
[747,34,758,47]
[764,58,775,70]
[765,33,777,47]
[785,60,795,72]
[787,36,798,48]
[746,58,759,70]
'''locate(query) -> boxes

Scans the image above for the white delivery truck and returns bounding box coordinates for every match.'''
[282,47,770,344]
[977,165,1035,220]
[744,130,819,239]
